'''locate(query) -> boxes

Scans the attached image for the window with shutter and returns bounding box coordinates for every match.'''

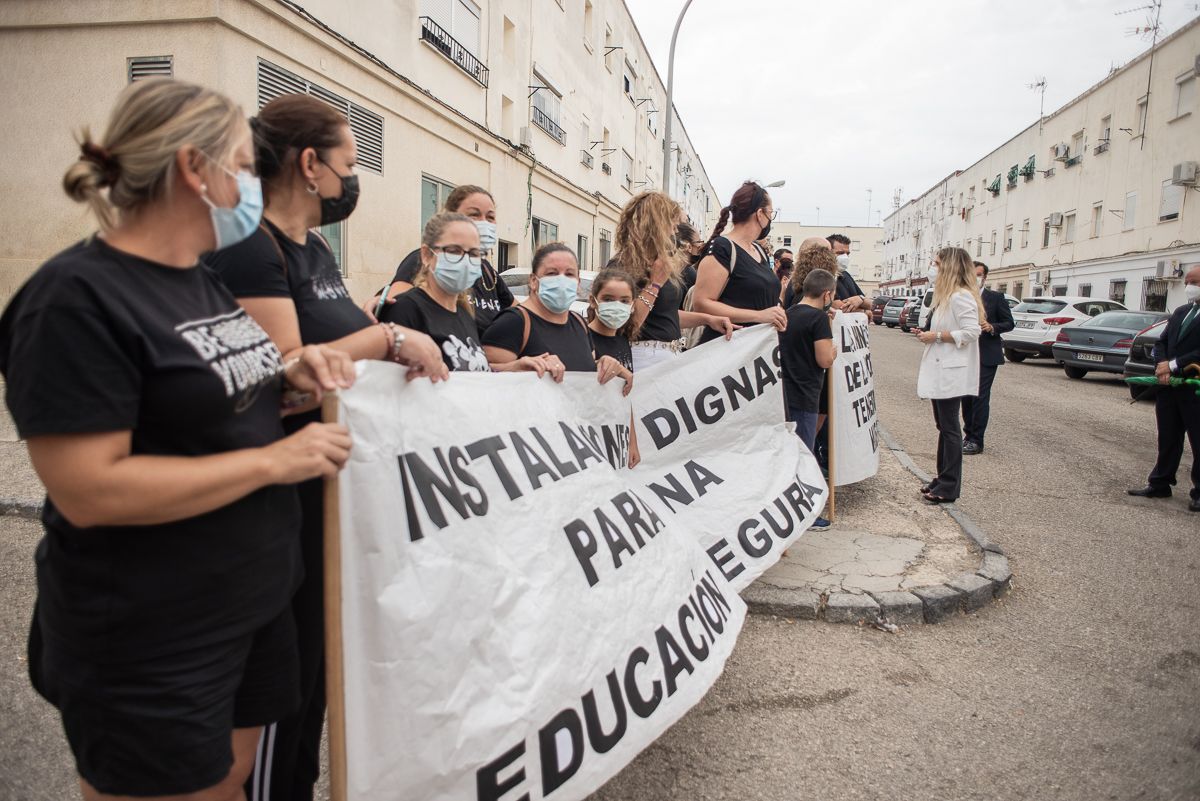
[127,56,173,82]
[256,59,384,175]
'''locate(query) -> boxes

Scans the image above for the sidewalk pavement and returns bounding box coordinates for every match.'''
[743,427,1012,626]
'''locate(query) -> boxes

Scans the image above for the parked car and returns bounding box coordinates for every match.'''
[870,296,890,325]
[1051,310,1169,380]
[1001,296,1127,361]
[881,296,918,328]
[1123,318,1169,400]
[501,268,596,316]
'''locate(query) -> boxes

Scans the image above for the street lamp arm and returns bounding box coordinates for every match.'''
[661,0,695,195]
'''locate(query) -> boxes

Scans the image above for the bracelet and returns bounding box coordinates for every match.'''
[380,322,407,362]
[638,295,654,309]
[936,331,943,343]
[650,282,663,290]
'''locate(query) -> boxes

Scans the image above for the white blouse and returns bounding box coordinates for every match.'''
[917,289,983,399]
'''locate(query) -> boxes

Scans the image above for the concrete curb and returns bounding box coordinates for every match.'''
[742,424,1012,626]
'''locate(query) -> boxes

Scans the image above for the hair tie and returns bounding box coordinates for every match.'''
[79,141,120,188]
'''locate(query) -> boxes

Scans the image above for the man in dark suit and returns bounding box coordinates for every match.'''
[962,261,1015,454]
[1129,266,1200,512]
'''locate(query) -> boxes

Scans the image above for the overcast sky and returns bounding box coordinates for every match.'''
[624,0,1198,228]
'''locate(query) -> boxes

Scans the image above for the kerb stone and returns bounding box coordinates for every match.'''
[824,592,880,625]
[741,583,820,620]
[912,584,963,623]
[867,591,925,625]
[947,573,994,612]
[977,552,1013,593]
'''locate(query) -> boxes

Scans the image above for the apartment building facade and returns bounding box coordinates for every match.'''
[0,0,719,302]
[882,17,1200,311]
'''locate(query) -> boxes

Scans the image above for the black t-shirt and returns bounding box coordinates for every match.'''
[589,328,633,372]
[0,238,301,660]
[779,303,833,413]
[380,288,489,372]
[836,270,865,301]
[637,279,684,342]
[392,248,513,331]
[700,238,782,344]
[483,306,596,371]
[208,220,371,347]
[783,284,797,308]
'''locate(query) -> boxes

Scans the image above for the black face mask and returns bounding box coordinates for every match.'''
[759,212,772,239]
[316,157,360,225]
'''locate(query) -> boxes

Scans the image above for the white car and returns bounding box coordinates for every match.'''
[1001,295,1126,362]
[500,267,598,317]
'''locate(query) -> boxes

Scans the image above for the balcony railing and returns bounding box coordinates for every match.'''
[580,150,594,168]
[531,106,566,145]
[419,17,489,87]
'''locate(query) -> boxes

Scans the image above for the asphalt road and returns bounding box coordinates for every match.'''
[1,328,1198,801]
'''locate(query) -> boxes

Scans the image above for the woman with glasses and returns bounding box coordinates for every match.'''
[380,212,493,372]
[370,185,515,331]
[692,181,787,344]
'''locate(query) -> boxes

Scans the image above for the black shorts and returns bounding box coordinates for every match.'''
[30,606,300,797]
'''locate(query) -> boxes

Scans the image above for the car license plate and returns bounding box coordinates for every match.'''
[1078,353,1104,362]
[1017,320,1035,329]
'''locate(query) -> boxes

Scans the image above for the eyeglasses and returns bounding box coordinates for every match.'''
[761,208,778,221]
[432,245,483,266]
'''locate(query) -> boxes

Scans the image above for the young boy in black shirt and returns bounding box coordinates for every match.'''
[779,268,838,529]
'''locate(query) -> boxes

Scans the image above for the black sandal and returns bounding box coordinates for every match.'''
[921,491,954,504]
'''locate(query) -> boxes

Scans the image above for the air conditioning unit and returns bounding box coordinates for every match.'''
[1171,161,1198,185]
[519,127,533,148]
[1048,212,1064,227]
[1052,143,1071,160]
[1155,260,1166,278]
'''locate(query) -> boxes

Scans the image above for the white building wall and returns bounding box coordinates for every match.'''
[0,0,720,302]
[883,17,1200,311]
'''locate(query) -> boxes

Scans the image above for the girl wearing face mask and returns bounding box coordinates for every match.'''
[588,269,636,377]
[373,185,516,330]
[693,181,788,344]
[206,93,447,801]
[379,213,493,373]
[0,79,358,801]
[484,243,616,384]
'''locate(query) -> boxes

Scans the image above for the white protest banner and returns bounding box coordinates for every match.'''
[830,311,880,486]
[629,325,829,592]
[332,362,747,801]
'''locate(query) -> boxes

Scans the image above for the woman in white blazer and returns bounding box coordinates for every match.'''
[915,247,985,503]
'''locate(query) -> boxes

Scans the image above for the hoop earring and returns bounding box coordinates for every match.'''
[305,182,319,195]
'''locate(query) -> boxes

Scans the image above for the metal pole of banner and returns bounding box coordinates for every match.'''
[826,367,836,522]
[661,0,695,189]
[322,394,348,801]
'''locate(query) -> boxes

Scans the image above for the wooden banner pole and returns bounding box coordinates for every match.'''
[322,394,347,801]
[826,366,836,522]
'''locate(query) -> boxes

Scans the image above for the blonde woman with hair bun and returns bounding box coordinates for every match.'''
[915,246,985,504]
[0,78,357,801]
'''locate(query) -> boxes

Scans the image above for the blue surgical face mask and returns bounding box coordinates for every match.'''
[475,221,497,253]
[537,274,579,313]
[596,300,632,329]
[432,250,482,294]
[201,165,263,250]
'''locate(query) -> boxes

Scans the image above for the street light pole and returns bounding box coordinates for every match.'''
[661,0,695,197]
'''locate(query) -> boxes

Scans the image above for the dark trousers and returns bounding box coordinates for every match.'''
[1148,387,1200,501]
[961,364,998,446]
[930,397,964,500]
[246,476,325,801]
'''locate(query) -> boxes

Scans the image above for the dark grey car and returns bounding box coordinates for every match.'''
[1050,310,1169,380]
[1123,318,1168,400]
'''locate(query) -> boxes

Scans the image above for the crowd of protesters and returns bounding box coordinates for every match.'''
[0,78,961,801]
